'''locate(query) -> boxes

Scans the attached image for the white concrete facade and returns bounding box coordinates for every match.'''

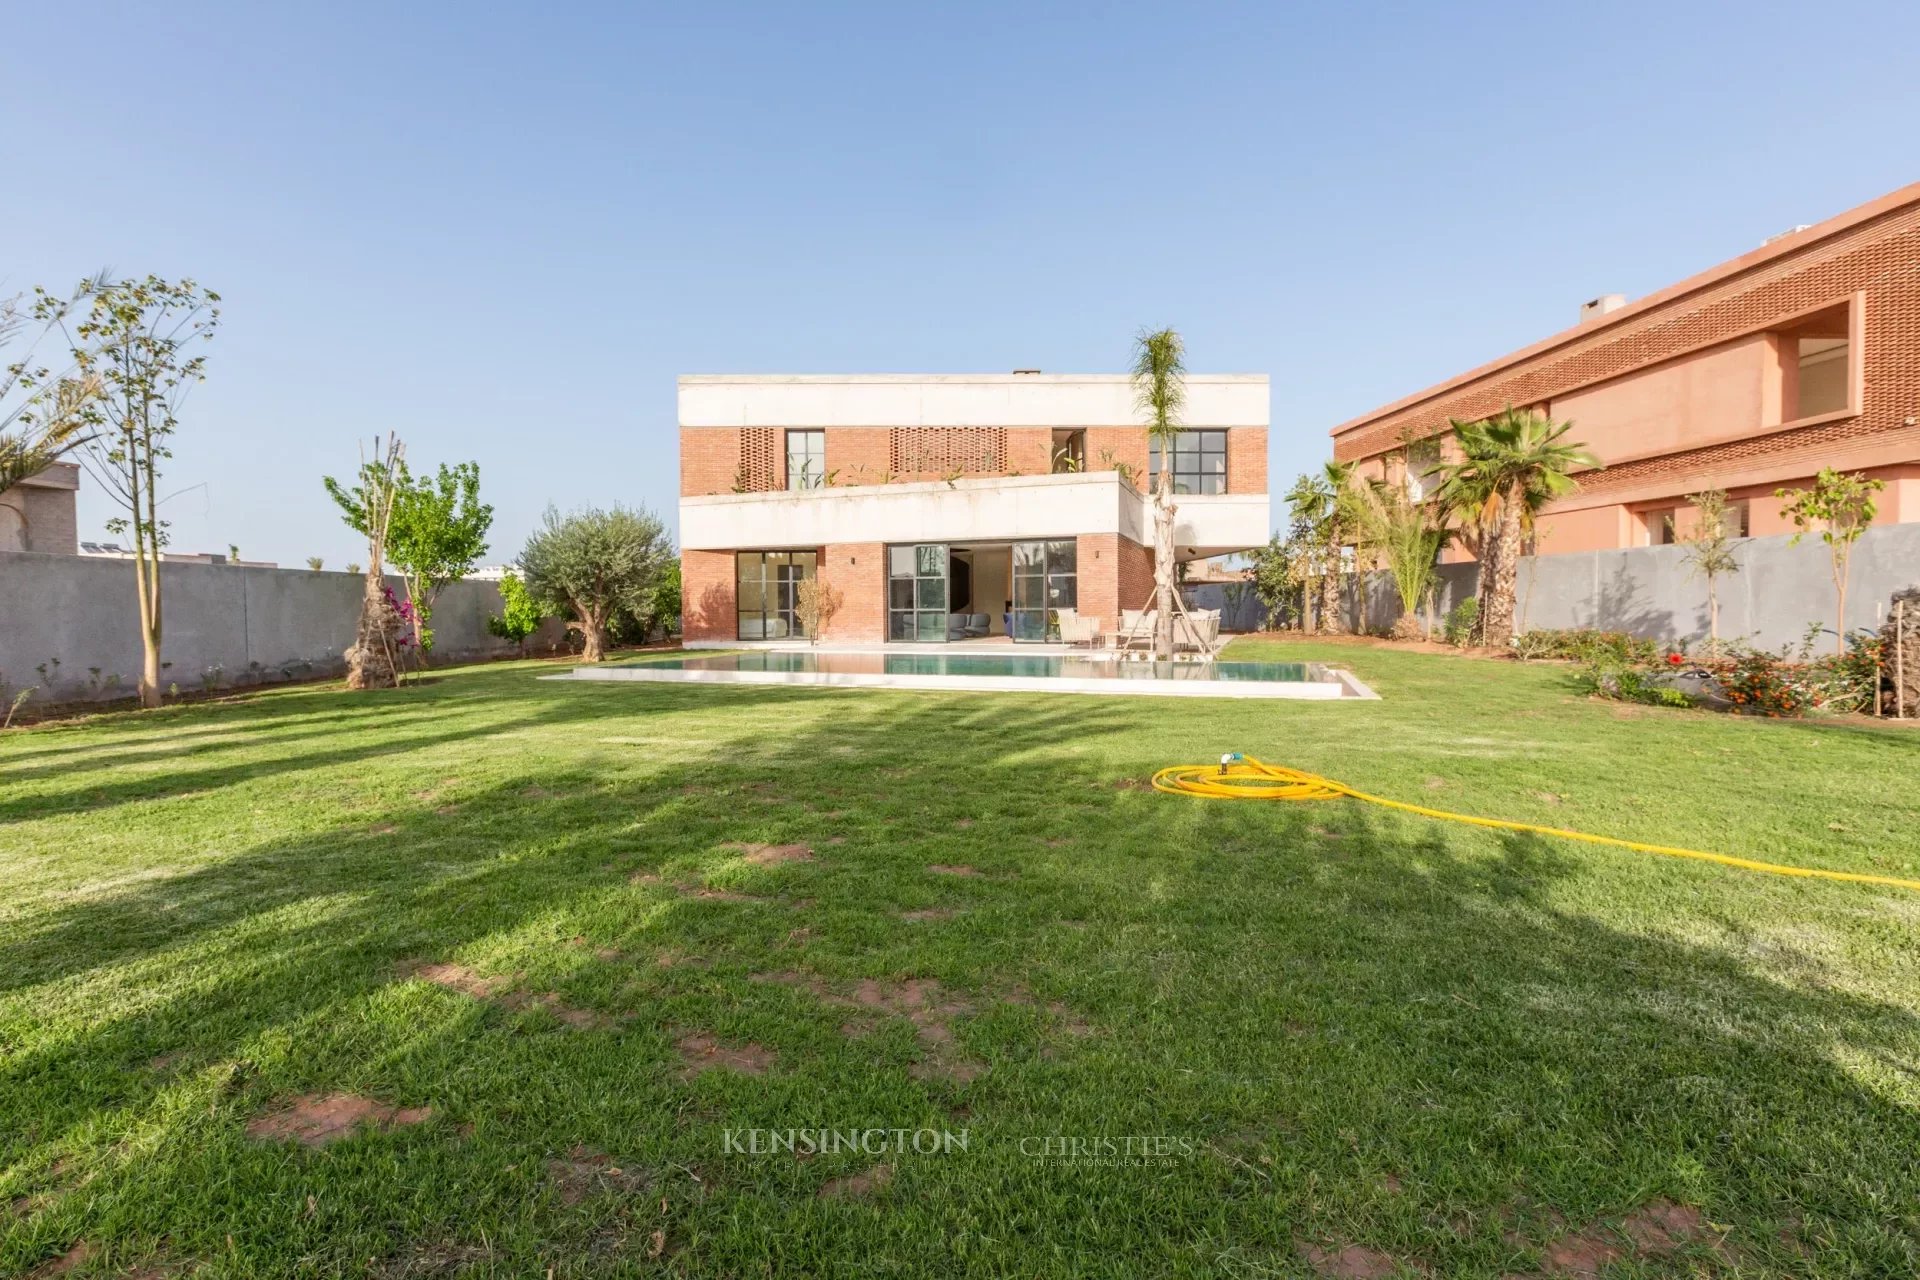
[678,373,1268,429]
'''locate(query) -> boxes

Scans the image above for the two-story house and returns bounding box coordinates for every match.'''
[678,373,1270,644]
[1329,180,1920,557]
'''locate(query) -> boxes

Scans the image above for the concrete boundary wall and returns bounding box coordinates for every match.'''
[0,552,566,704]
[1339,522,1920,649]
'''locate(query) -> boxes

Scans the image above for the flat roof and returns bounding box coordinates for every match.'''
[1330,179,1920,438]
[680,373,1267,385]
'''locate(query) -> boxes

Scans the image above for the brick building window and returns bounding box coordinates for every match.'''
[1642,508,1677,546]
[1149,430,1227,494]
[736,551,815,639]
[786,430,825,490]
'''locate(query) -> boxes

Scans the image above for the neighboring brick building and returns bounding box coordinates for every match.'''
[679,373,1270,643]
[0,462,80,555]
[1331,181,1920,556]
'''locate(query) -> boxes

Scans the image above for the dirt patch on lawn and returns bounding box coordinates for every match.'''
[755,972,985,1082]
[720,842,815,866]
[897,907,962,922]
[246,1093,433,1146]
[406,961,619,1030]
[1294,1241,1401,1278]
[1534,1199,1725,1277]
[819,1163,893,1199]
[368,1240,494,1279]
[545,1145,650,1207]
[675,1033,776,1078]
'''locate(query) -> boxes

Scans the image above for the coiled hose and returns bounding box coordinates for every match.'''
[1151,754,1920,893]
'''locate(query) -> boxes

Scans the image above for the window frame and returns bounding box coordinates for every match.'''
[1148,429,1229,495]
[735,550,816,639]
[785,429,826,491]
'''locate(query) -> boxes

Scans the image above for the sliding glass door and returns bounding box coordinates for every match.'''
[1010,540,1077,641]
[736,551,816,639]
[887,543,949,641]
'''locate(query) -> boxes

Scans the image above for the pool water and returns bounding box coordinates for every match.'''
[626,651,1318,683]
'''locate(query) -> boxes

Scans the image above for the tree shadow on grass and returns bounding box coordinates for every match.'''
[3,685,1919,1275]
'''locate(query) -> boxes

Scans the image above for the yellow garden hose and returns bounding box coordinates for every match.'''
[1152,754,1920,894]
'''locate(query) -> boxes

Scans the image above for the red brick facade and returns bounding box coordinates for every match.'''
[681,425,1268,497]
[1076,533,1157,628]
[1332,182,1920,551]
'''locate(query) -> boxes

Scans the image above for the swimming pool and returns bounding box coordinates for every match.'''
[547,649,1377,700]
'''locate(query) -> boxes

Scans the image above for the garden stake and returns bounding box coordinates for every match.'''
[1153,754,1920,894]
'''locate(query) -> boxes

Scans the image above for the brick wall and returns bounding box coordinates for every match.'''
[681,429,744,497]
[1075,533,1156,633]
[1228,427,1268,496]
[684,425,1268,496]
[1332,198,1920,506]
[682,549,736,641]
[816,543,885,641]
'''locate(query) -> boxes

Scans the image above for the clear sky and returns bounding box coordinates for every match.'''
[6,1,1916,567]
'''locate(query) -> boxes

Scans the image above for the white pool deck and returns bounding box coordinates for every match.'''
[543,647,1379,701]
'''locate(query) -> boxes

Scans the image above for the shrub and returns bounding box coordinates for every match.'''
[1514,628,1658,665]
[1442,596,1478,647]
[1807,630,1883,715]
[1711,649,1816,717]
[1573,660,1694,708]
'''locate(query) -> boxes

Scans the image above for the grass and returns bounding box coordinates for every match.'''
[2,638,1918,1277]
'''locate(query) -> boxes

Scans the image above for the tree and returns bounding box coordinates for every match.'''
[486,570,546,655]
[1777,468,1884,655]
[326,459,492,660]
[306,557,325,571]
[795,576,842,644]
[642,558,682,640]
[327,435,411,689]
[57,277,221,708]
[1131,327,1187,661]
[1434,408,1597,646]
[1245,533,1299,631]
[1,275,109,497]
[1290,462,1359,633]
[518,504,671,662]
[1679,489,1742,656]
[1352,473,1450,640]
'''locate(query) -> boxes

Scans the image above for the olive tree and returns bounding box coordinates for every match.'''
[518,504,671,662]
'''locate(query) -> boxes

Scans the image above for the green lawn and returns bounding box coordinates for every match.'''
[3,640,1919,1278]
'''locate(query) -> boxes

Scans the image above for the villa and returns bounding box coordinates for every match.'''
[1332,180,1920,556]
[677,373,1271,645]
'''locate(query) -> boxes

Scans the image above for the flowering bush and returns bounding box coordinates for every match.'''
[1710,649,1815,716]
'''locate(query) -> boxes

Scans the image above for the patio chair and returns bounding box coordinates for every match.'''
[1118,609,1157,651]
[963,613,990,638]
[1055,608,1097,648]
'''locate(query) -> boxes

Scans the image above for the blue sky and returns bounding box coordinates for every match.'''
[6,1,1916,567]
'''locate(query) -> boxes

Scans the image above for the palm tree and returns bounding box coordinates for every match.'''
[0,379,97,495]
[1290,461,1356,633]
[1131,327,1186,660]
[1434,408,1598,644]
[1353,474,1450,639]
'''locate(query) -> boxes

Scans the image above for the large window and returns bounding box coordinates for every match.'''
[737,551,816,639]
[887,544,949,641]
[1010,539,1077,641]
[1149,430,1228,495]
[786,430,825,490]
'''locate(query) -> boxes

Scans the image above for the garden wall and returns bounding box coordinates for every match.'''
[0,551,568,704]
[1340,523,1920,649]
